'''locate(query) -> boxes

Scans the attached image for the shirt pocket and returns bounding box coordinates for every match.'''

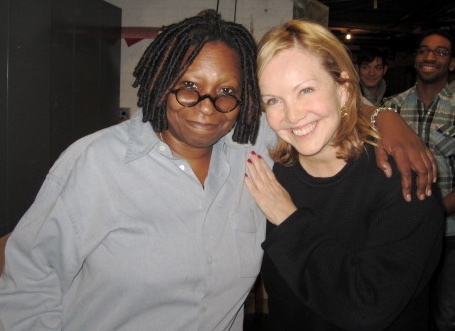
[230,209,264,278]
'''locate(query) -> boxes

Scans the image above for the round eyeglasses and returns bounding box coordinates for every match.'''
[170,87,242,113]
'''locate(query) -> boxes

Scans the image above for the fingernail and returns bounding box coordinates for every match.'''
[247,158,252,163]
[251,151,256,155]
[244,173,248,177]
[384,169,391,177]
[257,154,262,159]
[405,194,411,202]
[426,189,432,196]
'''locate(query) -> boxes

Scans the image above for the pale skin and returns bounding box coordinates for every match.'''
[246,48,349,224]
[245,47,436,226]
[160,42,437,199]
[358,57,388,94]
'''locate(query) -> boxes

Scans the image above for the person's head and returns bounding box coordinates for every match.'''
[257,19,377,165]
[356,47,388,89]
[133,10,260,145]
[414,29,455,85]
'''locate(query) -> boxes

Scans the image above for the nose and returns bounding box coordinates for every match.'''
[196,95,217,115]
[284,101,306,124]
[423,51,437,61]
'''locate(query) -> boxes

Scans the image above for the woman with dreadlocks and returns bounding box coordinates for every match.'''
[0,9,437,331]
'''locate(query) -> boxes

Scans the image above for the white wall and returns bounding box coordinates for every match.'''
[104,0,294,110]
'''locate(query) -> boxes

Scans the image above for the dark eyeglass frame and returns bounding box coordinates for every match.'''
[416,47,451,58]
[170,87,242,114]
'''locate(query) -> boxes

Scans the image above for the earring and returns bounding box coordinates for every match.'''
[341,106,348,117]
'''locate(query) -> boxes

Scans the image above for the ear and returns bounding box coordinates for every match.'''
[383,64,388,75]
[339,71,350,106]
[449,58,455,72]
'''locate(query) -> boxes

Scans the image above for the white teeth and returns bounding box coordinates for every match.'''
[292,122,316,136]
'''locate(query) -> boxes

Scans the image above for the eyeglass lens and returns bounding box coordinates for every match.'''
[173,88,240,113]
[417,47,450,57]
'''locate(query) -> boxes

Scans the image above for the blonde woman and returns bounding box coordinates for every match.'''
[245,20,444,330]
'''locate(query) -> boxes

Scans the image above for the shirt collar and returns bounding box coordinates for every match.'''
[124,109,159,163]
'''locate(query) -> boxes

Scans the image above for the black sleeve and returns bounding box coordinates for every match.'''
[262,186,444,330]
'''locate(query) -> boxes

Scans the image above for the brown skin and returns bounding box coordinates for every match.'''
[414,34,455,108]
[160,43,437,198]
[161,42,242,185]
[413,33,455,213]
[368,106,437,202]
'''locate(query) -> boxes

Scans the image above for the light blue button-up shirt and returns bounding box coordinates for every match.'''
[0,110,276,331]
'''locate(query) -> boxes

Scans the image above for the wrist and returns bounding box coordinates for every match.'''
[370,107,397,129]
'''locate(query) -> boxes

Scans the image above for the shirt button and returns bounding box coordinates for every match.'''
[159,145,165,151]
[179,164,185,170]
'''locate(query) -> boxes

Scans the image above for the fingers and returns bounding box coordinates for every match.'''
[392,152,413,203]
[412,148,437,200]
[425,147,438,183]
[244,151,298,225]
[246,152,273,187]
[373,110,436,202]
[374,141,392,178]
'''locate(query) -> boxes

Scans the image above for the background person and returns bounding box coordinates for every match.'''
[356,46,390,106]
[245,19,444,330]
[383,29,455,331]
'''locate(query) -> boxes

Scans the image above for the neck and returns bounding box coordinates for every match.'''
[363,84,379,94]
[159,131,212,185]
[298,148,347,178]
[416,79,447,107]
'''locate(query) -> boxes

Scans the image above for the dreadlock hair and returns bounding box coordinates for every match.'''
[133,9,261,144]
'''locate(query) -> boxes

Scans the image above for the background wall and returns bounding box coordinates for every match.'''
[104,0,294,112]
[1,0,121,235]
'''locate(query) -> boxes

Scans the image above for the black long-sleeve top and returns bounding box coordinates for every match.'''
[261,144,444,331]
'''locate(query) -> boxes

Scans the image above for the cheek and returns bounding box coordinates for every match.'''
[220,110,240,129]
[265,110,283,130]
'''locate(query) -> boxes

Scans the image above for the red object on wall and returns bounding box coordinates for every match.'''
[121,27,161,46]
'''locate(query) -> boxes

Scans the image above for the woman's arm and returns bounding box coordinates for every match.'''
[0,178,79,330]
[365,106,437,202]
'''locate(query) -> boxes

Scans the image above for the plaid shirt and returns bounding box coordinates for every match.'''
[383,84,455,236]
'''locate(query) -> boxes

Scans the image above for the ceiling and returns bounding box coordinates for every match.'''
[316,0,455,50]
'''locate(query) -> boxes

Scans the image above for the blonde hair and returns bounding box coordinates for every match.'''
[258,19,379,165]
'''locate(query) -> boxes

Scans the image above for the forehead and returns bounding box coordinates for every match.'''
[361,57,383,66]
[420,34,451,49]
[263,48,321,75]
[184,42,241,73]
[259,48,330,89]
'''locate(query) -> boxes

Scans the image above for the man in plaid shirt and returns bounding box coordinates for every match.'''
[383,29,455,330]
